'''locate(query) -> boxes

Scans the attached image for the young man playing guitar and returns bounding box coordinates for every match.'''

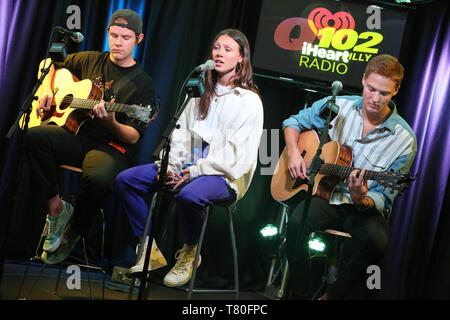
[26,9,156,264]
[282,54,416,299]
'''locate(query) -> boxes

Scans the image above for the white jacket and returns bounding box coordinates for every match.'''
[156,84,264,201]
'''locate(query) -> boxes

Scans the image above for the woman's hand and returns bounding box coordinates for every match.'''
[167,168,191,189]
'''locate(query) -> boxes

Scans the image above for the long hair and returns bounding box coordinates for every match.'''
[199,29,259,119]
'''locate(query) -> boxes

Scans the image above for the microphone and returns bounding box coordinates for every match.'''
[319,80,342,120]
[331,80,343,96]
[194,60,216,72]
[55,26,84,43]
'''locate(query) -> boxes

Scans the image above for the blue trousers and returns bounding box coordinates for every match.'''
[115,163,236,245]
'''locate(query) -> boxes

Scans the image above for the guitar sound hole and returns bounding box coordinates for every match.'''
[60,94,73,110]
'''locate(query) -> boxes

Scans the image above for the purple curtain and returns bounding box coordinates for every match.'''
[383,1,450,299]
[0,1,67,143]
[0,0,68,273]
[0,1,19,112]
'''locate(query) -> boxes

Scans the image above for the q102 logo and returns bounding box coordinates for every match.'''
[274,7,383,75]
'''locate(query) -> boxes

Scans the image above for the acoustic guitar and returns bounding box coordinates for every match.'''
[270,130,413,207]
[20,60,157,135]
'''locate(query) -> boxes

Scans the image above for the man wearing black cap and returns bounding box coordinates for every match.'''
[26,9,156,264]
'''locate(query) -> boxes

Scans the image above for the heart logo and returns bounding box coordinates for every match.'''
[307,8,355,36]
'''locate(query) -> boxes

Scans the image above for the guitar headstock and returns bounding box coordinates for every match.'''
[378,170,415,194]
[127,104,159,124]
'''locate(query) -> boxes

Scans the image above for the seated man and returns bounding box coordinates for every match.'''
[26,9,156,264]
[282,54,417,299]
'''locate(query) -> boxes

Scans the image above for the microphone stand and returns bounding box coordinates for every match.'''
[0,27,66,295]
[135,68,205,300]
[291,94,339,296]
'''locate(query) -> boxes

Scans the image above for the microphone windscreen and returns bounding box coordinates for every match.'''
[331,80,343,95]
[204,60,216,70]
[74,32,84,43]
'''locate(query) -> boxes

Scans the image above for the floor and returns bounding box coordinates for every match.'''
[1,261,399,317]
[0,260,275,301]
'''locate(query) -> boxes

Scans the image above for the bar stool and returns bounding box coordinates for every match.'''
[128,191,239,300]
[309,229,352,300]
[16,165,107,300]
[187,203,239,300]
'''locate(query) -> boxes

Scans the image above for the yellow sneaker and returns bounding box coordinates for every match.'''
[129,237,167,275]
[163,244,201,287]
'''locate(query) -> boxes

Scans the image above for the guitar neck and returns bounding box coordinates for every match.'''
[71,98,131,113]
[319,163,384,181]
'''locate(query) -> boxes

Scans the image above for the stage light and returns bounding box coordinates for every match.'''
[308,238,326,252]
[259,224,279,238]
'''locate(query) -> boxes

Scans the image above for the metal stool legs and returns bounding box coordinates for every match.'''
[53,210,106,300]
[187,205,239,300]
[17,164,106,299]
[127,192,159,300]
[16,218,50,299]
[310,229,352,300]
[16,210,106,300]
[127,197,240,300]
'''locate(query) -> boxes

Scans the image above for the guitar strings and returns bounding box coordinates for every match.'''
[60,97,128,112]
[319,163,400,189]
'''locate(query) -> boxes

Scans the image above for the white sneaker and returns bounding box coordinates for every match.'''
[163,244,201,287]
[129,237,167,275]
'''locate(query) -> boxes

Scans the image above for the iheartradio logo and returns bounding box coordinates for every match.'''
[307,8,355,36]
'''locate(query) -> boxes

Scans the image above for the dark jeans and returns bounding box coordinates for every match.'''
[285,197,389,299]
[26,125,130,236]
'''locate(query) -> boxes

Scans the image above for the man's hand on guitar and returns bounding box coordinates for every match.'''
[348,167,372,210]
[93,98,140,144]
[287,148,308,180]
[93,99,116,124]
[37,91,53,119]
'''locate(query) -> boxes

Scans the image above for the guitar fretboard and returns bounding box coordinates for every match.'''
[66,97,132,113]
[319,163,386,181]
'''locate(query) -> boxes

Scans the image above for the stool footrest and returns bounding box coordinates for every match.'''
[190,289,239,293]
[76,264,104,271]
[324,229,352,238]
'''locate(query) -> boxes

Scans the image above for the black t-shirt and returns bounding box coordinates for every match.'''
[54,51,156,163]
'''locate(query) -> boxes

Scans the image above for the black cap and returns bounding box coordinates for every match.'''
[108,9,143,34]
